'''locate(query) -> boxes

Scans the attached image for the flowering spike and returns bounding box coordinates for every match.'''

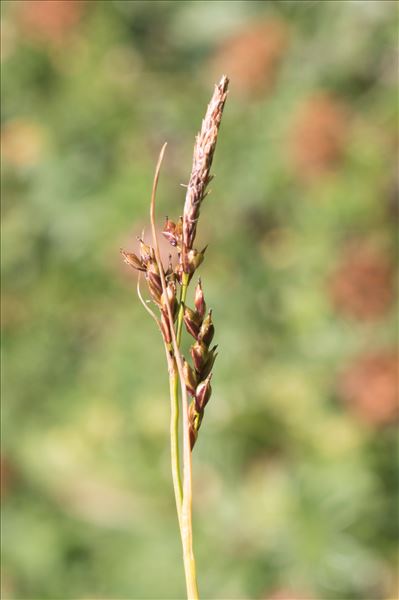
[121,77,229,583]
[182,75,229,257]
[120,249,146,271]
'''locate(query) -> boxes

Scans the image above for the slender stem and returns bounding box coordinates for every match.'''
[139,262,184,532]
[168,353,183,519]
[175,270,199,598]
[150,146,199,599]
[170,271,189,518]
[180,428,198,599]
[168,272,188,519]
[171,269,189,512]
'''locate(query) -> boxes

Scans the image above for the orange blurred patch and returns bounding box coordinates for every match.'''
[210,20,289,99]
[338,351,399,427]
[290,93,349,180]
[1,119,46,168]
[329,241,395,321]
[16,0,85,45]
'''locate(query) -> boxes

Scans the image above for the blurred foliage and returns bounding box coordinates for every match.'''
[1,1,398,599]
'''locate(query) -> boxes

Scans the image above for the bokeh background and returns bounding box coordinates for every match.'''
[2,1,398,599]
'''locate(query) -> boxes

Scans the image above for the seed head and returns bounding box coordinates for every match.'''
[182,75,229,263]
[121,76,228,456]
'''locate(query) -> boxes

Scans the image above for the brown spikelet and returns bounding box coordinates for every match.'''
[182,75,229,260]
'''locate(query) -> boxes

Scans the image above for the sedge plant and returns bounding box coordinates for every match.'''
[121,75,229,599]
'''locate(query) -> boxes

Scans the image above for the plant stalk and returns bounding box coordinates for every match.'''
[168,353,183,522]
[175,271,199,598]
[169,271,189,520]
[150,146,198,599]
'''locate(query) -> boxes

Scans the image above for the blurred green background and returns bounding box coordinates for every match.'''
[1,1,398,599]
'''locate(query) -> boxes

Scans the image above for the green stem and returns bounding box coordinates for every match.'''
[149,145,198,598]
[176,272,199,599]
[169,272,195,590]
[169,271,189,518]
[169,355,183,521]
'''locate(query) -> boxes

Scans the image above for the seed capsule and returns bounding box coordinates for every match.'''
[198,310,214,346]
[188,404,198,449]
[120,250,145,271]
[183,306,201,339]
[165,255,174,278]
[184,247,205,274]
[188,401,202,450]
[183,359,198,396]
[147,270,162,304]
[161,216,183,248]
[147,259,160,275]
[200,345,218,379]
[195,374,212,411]
[161,281,178,320]
[162,217,177,246]
[139,239,153,263]
[189,424,197,450]
[190,340,208,373]
[194,279,206,319]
